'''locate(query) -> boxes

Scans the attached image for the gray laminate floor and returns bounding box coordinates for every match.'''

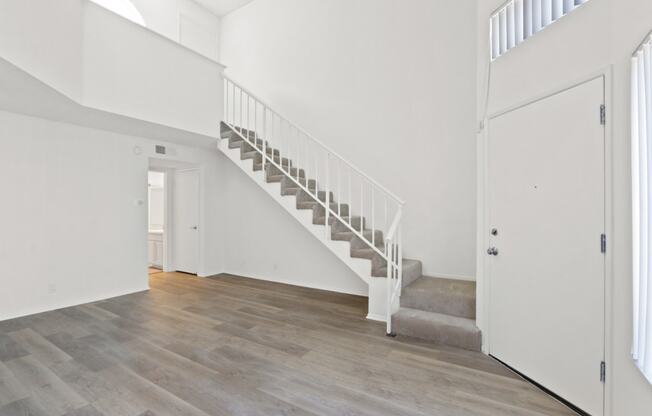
[0,272,576,416]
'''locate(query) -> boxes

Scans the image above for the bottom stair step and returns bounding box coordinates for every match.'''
[392,308,481,351]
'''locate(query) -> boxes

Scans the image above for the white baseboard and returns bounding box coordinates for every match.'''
[0,285,150,322]
[218,269,369,297]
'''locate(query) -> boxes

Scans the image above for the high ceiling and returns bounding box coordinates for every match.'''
[193,0,256,17]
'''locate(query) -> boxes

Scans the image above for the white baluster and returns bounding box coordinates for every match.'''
[360,182,364,233]
[384,198,388,241]
[262,105,267,172]
[371,187,375,247]
[325,153,330,238]
[398,222,403,287]
[386,239,392,335]
[247,96,250,143]
[336,160,341,216]
[348,169,352,226]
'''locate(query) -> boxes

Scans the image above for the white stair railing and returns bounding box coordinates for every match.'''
[223,76,404,329]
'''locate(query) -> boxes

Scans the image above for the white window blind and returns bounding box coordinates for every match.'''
[490,0,589,60]
[632,32,652,385]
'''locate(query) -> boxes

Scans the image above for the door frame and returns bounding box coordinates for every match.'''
[476,67,614,415]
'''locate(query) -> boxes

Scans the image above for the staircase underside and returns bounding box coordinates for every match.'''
[0,58,217,148]
[218,122,481,351]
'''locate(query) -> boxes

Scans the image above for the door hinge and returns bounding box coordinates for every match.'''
[600,361,606,383]
[600,105,606,125]
[601,234,606,254]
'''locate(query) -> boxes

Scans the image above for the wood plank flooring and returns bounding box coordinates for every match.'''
[0,272,576,416]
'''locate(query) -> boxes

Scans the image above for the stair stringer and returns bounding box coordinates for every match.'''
[217,138,389,321]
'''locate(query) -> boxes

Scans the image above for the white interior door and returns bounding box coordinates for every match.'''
[487,77,605,416]
[173,169,199,274]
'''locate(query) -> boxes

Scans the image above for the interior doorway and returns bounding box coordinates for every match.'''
[147,159,201,277]
[147,170,166,273]
[486,77,606,416]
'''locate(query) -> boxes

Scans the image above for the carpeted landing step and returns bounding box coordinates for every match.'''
[392,307,481,351]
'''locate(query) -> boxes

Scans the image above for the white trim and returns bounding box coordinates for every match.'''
[0,286,149,322]
[214,270,368,298]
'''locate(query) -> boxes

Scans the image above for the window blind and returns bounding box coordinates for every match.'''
[490,0,589,60]
[632,32,652,385]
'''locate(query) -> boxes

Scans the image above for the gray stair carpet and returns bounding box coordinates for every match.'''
[220,122,481,351]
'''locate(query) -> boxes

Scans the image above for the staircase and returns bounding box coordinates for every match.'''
[218,76,481,351]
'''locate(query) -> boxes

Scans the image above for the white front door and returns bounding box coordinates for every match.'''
[173,169,200,274]
[487,77,605,416]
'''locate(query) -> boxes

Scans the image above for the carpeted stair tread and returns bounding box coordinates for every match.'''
[401,276,476,319]
[351,247,382,260]
[331,229,382,243]
[392,308,481,351]
[372,258,422,281]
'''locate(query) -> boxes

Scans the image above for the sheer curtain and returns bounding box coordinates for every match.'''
[632,35,652,385]
[490,0,589,60]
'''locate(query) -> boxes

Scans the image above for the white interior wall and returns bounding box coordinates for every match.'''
[0,0,225,140]
[219,156,369,296]
[0,0,83,100]
[82,1,224,137]
[219,0,478,280]
[0,110,225,322]
[131,0,221,61]
[476,0,652,414]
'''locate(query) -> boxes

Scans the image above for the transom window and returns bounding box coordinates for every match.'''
[490,0,589,60]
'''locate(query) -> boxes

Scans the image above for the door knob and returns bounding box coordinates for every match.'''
[190,226,198,230]
[487,247,499,256]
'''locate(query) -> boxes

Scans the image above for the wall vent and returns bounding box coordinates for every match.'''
[155,145,166,155]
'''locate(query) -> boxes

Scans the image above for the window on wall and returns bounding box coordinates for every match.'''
[90,0,146,26]
[632,31,652,385]
[490,0,590,60]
